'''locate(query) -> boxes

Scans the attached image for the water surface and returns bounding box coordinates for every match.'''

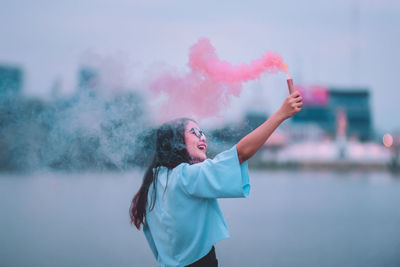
[1,170,399,267]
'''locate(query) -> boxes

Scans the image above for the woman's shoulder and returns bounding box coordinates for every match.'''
[154,165,186,186]
[155,164,187,175]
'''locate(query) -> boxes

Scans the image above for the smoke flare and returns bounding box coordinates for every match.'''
[149,37,289,121]
[189,38,289,82]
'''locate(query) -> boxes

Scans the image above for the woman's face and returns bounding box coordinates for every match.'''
[184,120,207,163]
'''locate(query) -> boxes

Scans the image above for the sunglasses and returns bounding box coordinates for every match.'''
[189,128,206,139]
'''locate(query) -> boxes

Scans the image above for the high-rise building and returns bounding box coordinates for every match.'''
[78,67,99,91]
[0,65,23,98]
[292,86,372,141]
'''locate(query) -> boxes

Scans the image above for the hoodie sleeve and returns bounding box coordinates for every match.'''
[176,145,250,198]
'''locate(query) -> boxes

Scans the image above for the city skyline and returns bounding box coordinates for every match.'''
[1,0,399,132]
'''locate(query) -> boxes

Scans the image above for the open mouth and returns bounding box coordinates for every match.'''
[197,144,207,151]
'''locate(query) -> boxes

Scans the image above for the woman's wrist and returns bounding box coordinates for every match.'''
[271,111,287,123]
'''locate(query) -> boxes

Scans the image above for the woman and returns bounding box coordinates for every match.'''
[130,91,303,267]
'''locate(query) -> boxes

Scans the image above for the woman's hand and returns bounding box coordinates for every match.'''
[276,91,303,121]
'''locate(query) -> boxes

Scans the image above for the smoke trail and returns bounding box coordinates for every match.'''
[189,38,289,83]
[0,58,154,172]
[0,40,288,172]
[149,37,289,122]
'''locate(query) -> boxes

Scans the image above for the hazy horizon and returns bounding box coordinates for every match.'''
[1,0,399,132]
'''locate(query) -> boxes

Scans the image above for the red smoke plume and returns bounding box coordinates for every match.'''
[149,37,289,121]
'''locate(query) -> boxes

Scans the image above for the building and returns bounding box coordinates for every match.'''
[292,86,372,141]
[0,65,23,98]
[78,67,99,91]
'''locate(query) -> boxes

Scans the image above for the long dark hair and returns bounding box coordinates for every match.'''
[130,118,194,229]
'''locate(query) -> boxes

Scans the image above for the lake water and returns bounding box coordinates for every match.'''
[1,170,399,267]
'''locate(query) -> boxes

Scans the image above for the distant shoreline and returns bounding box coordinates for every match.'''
[248,160,400,173]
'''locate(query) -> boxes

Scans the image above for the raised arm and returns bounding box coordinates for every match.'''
[237,91,303,164]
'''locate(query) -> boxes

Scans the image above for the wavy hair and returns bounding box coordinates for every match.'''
[130,118,194,229]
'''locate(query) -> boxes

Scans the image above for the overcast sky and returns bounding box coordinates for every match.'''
[1,0,399,132]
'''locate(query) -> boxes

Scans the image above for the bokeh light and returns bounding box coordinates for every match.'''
[382,133,393,148]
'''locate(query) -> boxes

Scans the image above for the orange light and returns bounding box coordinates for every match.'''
[383,133,393,148]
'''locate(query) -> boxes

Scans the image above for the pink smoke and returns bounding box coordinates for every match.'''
[149,37,289,121]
